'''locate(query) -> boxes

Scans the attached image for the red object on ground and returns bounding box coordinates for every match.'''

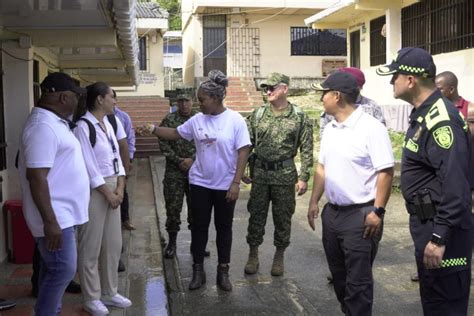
[3,200,35,264]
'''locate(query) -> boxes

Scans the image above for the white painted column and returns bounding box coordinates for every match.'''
[385,6,402,63]
[2,41,33,200]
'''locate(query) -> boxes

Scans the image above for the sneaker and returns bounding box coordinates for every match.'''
[84,300,109,315]
[101,293,132,308]
[0,299,16,311]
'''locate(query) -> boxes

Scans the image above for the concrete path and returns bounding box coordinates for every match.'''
[150,156,474,316]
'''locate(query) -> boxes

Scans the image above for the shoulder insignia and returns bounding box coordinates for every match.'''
[425,99,450,130]
[405,139,419,153]
[433,126,454,149]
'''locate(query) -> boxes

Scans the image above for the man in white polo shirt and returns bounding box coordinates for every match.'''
[307,72,394,315]
[18,72,90,316]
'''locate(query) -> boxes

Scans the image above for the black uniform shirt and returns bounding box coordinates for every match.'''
[401,90,472,240]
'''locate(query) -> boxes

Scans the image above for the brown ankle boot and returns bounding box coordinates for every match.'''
[244,246,259,275]
[189,264,206,290]
[216,264,232,291]
[271,247,285,276]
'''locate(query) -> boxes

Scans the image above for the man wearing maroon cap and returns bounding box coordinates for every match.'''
[319,67,385,137]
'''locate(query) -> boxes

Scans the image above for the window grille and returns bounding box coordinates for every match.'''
[291,27,347,56]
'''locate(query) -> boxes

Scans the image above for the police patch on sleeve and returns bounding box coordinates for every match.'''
[433,126,454,149]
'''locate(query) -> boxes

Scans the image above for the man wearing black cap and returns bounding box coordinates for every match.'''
[308,71,394,315]
[377,47,473,315]
[18,72,90,315]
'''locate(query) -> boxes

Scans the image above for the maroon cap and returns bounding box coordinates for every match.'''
[338,67,365,88]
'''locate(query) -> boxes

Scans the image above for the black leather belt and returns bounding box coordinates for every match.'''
[254,158,294,171]
[327,200,374,211]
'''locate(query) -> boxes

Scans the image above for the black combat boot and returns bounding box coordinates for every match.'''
[164,232,177,259]
[189,264,206,290]
[216,264,232,291]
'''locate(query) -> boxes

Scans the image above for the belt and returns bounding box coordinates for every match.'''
[327,200,374,211]
[254,157,294,171]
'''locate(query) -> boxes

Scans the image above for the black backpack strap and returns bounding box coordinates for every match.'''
[107,114,118,136]
[15,150,19,169]
[78,118,96,147]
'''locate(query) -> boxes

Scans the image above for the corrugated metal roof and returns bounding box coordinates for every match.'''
[136,2,168,19]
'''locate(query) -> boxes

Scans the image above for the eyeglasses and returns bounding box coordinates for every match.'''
[263,84,282,93]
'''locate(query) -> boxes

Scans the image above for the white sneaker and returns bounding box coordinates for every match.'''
[101,293,132,308]
[84,300,109,315]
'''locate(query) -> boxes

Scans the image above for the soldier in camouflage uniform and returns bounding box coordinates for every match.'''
[159,94,197,259]
[244,73,313,276]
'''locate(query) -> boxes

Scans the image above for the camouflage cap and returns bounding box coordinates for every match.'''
[176,93,192,101]
[260,72,290,88]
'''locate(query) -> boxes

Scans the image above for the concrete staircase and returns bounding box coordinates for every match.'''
[224,77,263,115]
[117,96,170,157]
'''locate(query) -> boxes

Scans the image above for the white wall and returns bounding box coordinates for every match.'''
[0,41,34,262]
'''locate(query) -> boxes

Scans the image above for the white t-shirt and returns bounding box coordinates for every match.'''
[177,109,251,190]
[18,107,90,237]
[319,107,394,205]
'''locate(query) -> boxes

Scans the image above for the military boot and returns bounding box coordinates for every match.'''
[189,264,206,290]
[270,247,285,276]
[216,264,232,291]
[164,232,177,259]
[244,246,259,275]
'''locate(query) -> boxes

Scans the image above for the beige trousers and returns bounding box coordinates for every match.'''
[78,177,122,301]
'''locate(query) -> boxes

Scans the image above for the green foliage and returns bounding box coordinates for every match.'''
[389,130,405,161]
[155,0,181,30]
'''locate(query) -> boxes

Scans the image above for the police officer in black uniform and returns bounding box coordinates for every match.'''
[377,47,472,315]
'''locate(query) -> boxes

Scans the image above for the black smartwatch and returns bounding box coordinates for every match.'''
[430,233,446,246]
[373,206,386,218]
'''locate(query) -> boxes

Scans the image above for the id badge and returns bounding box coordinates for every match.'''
[113,158,119,174]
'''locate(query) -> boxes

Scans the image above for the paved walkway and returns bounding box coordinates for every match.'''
[150,156,474,316]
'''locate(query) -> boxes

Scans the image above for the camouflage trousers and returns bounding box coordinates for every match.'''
[246,183,296,248]
[163,176,192,233]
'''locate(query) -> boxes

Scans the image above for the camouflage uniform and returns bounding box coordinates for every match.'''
[159,109,198,233]
[246,102,313,248]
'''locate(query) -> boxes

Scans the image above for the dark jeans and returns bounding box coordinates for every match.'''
[120,185,129,222]
[190,184,236,264]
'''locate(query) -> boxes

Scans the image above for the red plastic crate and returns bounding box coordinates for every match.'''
[3,200,35,264]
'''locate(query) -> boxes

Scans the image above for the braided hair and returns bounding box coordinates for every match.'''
[198,70,228,102]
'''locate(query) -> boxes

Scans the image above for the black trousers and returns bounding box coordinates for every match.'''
[120,185,129,222]
[190,184,236,264]
[322,203,382,316]
[410,215,472,316]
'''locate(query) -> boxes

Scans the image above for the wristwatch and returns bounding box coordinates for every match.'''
[430,233,446,246]
[373,206,386,218]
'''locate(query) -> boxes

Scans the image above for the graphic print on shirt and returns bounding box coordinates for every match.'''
[196,126,218,179]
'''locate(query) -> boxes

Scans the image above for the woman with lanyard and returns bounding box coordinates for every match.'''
[138,70,251,291]
[74,82,131,315]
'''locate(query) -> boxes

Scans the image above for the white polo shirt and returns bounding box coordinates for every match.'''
[319,107,394,206]
[18,107,90,237]
[177,109,251,190]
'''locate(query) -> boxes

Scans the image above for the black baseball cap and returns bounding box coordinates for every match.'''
[311,72,359,95]
[376,47,436,78]
[40,72,87,94]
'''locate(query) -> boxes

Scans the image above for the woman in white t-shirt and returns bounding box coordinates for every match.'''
[139,70,251,291]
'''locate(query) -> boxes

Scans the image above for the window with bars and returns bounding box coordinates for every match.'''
[402,0,474,55]
[290,27,347,56]
[138,36,147,71]
[370,16,386,66]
